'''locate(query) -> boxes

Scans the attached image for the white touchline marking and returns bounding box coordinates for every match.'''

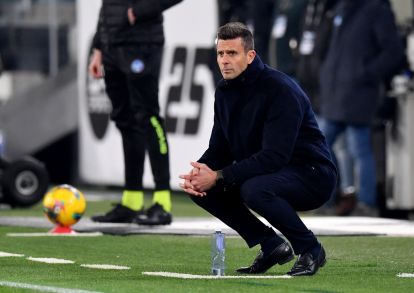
[0,251,24,257]
[80,264,130,270]
[7,232,103,237]
[142,272,292,279]
[27,257,75,264]
[0,281,103,293]
[397,273,414,278]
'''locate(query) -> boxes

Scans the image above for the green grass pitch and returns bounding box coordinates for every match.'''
[0,193,413,292]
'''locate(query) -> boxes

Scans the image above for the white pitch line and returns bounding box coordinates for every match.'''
[0,281,103,293]
[27,257,75,264]
[142,272,292,279]
[397,273,414,278]
[80,264,130,270]
[0,251,24,257]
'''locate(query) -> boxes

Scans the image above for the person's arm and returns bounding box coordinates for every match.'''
[130,0,183,23]
[92,8,103,50]
[180,99,233,195]
[89,8,104,78]
[197,102,233,171]
[185,85,305,192]
[222,85,304,187]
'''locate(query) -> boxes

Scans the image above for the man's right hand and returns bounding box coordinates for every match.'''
[88,49,103,79]
[179,162,219,197]
[179,166,207,197]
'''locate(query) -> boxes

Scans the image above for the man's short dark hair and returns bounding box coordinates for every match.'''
[217,22,254,52]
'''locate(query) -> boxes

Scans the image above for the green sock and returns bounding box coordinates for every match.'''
[121,190,144,211]
[153,190,172,212]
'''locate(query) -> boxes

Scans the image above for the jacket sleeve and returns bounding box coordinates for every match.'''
[365,3,405,80]
[92,8,103,50]
[222,85,304,186]
[198,102,233,171]
[132,0,183,22]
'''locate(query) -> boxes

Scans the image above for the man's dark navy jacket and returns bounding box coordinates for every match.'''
[199,55,336,187]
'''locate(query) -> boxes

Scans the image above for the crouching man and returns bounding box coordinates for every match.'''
[180,22,337,276]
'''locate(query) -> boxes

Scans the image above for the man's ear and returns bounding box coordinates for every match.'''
[247,50,256,64]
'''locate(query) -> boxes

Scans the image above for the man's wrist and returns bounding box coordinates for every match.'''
[216,170,224,182]
[215,170,226,191]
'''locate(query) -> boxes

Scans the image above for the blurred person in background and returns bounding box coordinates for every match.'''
[88,0,183,225]
[250,0,276,65]
[271,0,307,77]
[295,0,346,214]
[317,0,404,216]
[217,0,251,26]
[295,0,338,112]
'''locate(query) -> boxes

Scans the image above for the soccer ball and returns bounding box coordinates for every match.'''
[43,184,86,227]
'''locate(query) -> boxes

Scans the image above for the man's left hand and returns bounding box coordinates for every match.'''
[179,162,218,196]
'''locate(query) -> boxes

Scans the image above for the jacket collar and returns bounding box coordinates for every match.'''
[217,54,265,88]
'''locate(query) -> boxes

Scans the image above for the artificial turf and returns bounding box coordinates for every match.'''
[0,191,413,292]
[0,228,413,292]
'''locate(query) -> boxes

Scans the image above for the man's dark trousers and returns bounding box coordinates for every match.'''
[191,163,336,254]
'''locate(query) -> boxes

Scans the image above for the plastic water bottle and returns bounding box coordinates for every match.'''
[211,229,225,276]
[0,130,4,158]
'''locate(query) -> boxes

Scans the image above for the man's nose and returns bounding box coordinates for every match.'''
[220,55,229,64]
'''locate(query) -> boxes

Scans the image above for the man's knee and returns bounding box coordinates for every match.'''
[240,177,268,207]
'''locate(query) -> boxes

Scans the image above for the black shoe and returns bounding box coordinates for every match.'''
[287,245,326,276]
[91,204,143,223]
[133,203,172,225]
[236,242,294,274]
